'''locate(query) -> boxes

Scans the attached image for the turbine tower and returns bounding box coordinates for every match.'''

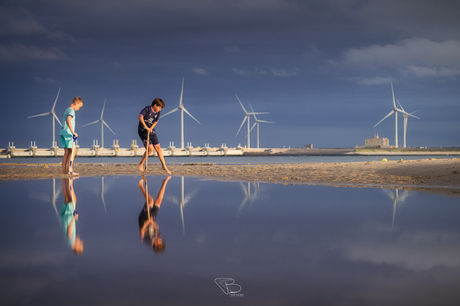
[235,94,268,148]
[249,105,274,149]
[160,78,200,149]
[81,99,115,148]
[27,87,62,147]
[397,100,420,148]
[374,82,418,147]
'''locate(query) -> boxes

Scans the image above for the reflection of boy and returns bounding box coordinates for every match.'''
[60,178,83,255]
[138,177,170,253]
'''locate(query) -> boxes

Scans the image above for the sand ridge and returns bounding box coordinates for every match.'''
[1,158,459,196]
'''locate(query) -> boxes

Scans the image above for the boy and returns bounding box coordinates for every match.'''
[138,98,171,174]
[60,97,83,175]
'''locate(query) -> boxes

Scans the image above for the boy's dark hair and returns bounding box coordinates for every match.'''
[151,98,165,108]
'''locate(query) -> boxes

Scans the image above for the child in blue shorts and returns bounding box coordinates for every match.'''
[60,97,83,175]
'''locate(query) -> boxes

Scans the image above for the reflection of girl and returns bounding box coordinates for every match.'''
[138,177,170,253]
[60,178,83,255]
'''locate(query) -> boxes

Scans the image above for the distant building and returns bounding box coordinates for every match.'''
[365,135,389,148]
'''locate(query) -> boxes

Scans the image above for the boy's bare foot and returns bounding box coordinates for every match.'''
[163,166,172,175]
[138,162,145,172]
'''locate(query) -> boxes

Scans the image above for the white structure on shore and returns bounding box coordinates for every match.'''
[160,78,201,149]
[374,83,419,147]
[81,99,116,148]
[27,87,62,148]
[235,94,268,148]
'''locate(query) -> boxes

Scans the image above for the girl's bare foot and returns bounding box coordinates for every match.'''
[138,162,145,172]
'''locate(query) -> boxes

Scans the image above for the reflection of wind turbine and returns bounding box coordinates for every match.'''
[160,78,201,149]
[81,99,115,148]
[249,105,274,149]
[374,83,419,147]
[382,188,409,229]
[237,182,260,216]
[27,87,62,147]
[235,94,268,148]
[168,177,198,235]
[396,100,420,148]
[101,177,108,213]
[51,178,61,219]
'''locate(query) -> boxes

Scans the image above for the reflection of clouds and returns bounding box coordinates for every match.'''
[346,230,460,271]
[0,250,65,268]
[0,250,67,306]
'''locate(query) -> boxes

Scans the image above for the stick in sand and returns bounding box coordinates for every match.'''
[144,132,150,172]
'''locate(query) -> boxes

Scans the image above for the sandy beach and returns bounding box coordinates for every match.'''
[1,158,459,196]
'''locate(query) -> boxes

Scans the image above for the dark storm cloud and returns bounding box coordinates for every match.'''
[0,0,459,148]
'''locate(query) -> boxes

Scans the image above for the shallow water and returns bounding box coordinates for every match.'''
[1,176,460,305]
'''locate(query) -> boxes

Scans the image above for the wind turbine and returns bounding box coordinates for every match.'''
[235,94,268,148]
[81,99,115,148]
[27,87,62,147]
[249,105,274,149]
[374,82,418,147]
[397,100,420,148]
[160,78,200,149]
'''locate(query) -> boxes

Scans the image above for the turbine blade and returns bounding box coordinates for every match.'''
[250,122,257,133]
[391,82,396,108]
[28,112,50,118]
[396,99,405,112]
[82,120,100,127]
[52,87,61,111]
[180,78,184,106]
[374,110,395,128]
[398,108,420,119]
[258,120,275,124]
[103,120,116,134]
[235,93,248,114]
[53,113,62,126]
[249,112,269,115]
[101,99,106,118]
[236,117,247,137]
[182,107,201,124]
[159,107,179,118]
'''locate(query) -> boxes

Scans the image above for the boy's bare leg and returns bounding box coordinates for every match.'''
[62,149,71,174]
[69,146,79,176]
[154,144,171,175]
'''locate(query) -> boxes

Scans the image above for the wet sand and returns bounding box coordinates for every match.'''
[1,158,459,196]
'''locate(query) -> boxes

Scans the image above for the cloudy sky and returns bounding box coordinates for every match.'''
[1,0,459,149]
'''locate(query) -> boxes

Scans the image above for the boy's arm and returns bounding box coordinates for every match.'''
[138,115,158,133]
[66,115,77,136]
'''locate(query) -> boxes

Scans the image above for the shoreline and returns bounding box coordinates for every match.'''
[2,147,460,159]
[1,158,459,197]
